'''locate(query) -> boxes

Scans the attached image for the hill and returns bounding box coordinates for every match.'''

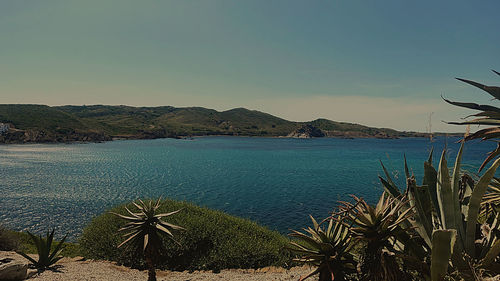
[0,104,430,143]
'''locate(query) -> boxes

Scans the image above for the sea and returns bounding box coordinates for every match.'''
[0,136,494,240]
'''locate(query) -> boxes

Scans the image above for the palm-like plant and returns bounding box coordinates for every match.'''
[17,229,67,270]
[288,216,356,281]
[111,198,184,281]
[444,70,500,172]
[340,193,413,281]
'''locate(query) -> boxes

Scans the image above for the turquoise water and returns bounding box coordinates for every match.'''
[0,136,493,240]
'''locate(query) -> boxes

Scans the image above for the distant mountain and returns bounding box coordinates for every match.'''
[0,104,433,143]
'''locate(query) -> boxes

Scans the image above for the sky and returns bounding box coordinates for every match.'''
[1,1,499,132]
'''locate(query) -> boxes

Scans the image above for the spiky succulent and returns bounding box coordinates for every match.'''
[341,192,412,242]
[18,229,67,269]
[340,193,413,281]
[112,198,184,251]
[482,177,500,209]
[444,70,500,172]
[112,198,184,281]
[380,142,500,278]
[288,216,356,281]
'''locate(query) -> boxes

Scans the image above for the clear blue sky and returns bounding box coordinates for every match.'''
[1,1,499,132]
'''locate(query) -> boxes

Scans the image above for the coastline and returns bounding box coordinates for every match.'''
[0,131,461,145]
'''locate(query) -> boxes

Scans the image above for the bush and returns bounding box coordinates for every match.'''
[0,225,19,251]
[80,199,292,271]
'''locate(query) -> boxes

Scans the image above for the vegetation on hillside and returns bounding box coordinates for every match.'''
[0,104,430,143]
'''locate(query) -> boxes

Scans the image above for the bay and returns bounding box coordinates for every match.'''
[0,136,493,240]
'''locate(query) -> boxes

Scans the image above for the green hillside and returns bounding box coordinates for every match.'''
[0,104,88,132]
[0,104,429,143]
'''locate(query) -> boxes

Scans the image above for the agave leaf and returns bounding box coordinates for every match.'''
[288,242,319,254]
[117,230,142,248]
[310,215,319,230]
[155,223,174,237]
[465,158,500,255]
[480,239,500,269]
[143,233,149,251]
[154,197,162,209]
[380,160,402,197]
[451,141,466,251]
[465,111,500,121]
[124,207,142,218]
[109,212,144,222]
[50,256,63,265]
[17,251,38,265]
[431,229,456,281]
[408,181,433,243]
[456,77,500,100]
[424,161,440,219]
[289,231,322,249]
[326,218,333,235]
[465,127,500,142]
[442,97,500,113]
[404,154,410,179]
[39,233,48,265]
[158,221,185,231]
[48,234,67,261]
[379,176,400,198]
[155,209,183,218]
[479,143,500,173]
[132,201,144,211]
[447,118,500,126]
[481,211,500,259]
[437,150,455,230]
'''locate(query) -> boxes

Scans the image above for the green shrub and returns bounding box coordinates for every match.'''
[0,225,19,251]
[80,199,291,271]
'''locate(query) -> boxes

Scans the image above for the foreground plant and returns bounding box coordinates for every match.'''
[288,216,356,281]
[444,70,500,172]
[111,198,184,281]
[380,142,500,279]
[17,229,67,270]
[341,193,413,281]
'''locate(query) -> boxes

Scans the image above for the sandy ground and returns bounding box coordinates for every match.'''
[29,257,311,281]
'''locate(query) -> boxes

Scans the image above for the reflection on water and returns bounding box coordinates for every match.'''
[0,137,493,240]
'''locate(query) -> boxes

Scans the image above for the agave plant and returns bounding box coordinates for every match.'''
[340,193,414,281]
[17,229,67,269]
[380,142,500,279]
[111,198,184,281]
[288,216,356,281]
[444,70,500,172]
[482,177,500,211]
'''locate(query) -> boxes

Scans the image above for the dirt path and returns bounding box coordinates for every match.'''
[29,257,310,281]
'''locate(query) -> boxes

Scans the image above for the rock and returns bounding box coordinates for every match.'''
[287,124,325,138]
[0,251,29,280]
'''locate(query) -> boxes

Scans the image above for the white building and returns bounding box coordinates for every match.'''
[0,123,10,134]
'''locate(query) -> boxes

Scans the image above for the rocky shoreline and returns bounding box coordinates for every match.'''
[0,126,439,145]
